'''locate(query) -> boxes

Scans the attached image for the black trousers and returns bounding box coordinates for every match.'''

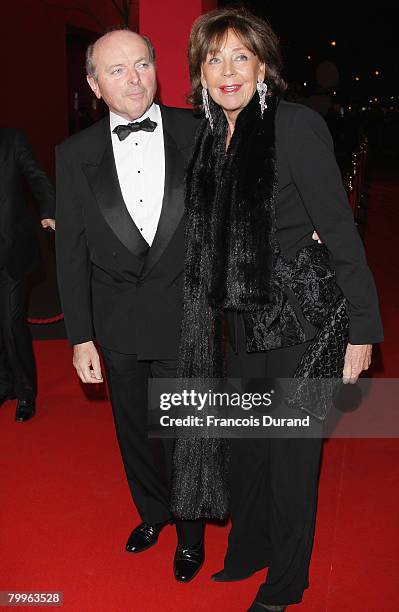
[101,347,203,545]
[0,268,36,400]
[224,318,322,606]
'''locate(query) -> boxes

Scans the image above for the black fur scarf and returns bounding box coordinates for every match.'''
[170,93,280,520]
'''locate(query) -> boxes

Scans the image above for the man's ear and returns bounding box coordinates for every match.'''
[87,75,101,99]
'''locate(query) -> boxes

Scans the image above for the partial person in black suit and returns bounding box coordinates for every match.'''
[56,28,204,583]
[173,8,384,611]
[0,129,55,422]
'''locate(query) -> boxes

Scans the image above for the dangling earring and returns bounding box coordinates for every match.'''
[202,87,214,131]
[257,79,268,118]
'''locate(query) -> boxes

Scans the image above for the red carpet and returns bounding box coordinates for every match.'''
[1,159,399,611]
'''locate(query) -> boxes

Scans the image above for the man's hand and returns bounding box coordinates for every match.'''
[342,343,372,384]
[73,341,103,383]
[41,218,56,230]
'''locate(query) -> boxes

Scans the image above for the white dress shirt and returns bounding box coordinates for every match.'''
[110,103,165,246]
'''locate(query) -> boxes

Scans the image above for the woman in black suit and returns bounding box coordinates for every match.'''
[172,7,383,611]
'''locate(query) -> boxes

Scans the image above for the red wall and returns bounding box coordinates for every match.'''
[140,0,216,108]
[1,0,129,176]
[1,0,216,175]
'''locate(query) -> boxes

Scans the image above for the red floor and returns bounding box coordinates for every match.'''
[1,160,398,611]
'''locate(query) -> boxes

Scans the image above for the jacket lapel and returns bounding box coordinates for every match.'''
[82,120,149,260]
[141,108,186,278]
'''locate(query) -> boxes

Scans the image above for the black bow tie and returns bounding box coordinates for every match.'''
[113,117,157,141]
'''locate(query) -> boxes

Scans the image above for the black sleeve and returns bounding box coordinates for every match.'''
[287,106,383,344]
[55,145,94,345]
[14,130,56,219]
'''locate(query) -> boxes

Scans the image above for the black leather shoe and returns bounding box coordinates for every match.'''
[212,565,265,582]
[174,539,204,583]
[248,602,287,611]
[126,522,165,553]
[15,399,35,422]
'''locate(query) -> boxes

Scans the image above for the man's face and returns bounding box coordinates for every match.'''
[87,31,157,121]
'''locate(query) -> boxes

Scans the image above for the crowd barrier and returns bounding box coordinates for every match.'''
[345,136,368,223]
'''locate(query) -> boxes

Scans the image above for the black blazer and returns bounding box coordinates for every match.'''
[0,129,55,278]
[274,101,383,344]
[227,100,382,351]
[56,106,199,359]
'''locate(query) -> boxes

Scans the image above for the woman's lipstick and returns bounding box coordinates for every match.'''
[219,84,242,94]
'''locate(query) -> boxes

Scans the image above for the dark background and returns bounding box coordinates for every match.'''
[219,1,398,106]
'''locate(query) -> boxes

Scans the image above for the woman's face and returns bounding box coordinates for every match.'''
[201,29,265,119]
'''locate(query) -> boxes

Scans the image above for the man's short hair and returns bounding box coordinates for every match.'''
[86,27,156,79]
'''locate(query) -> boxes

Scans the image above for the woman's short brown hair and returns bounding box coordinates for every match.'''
[188,7,287,108]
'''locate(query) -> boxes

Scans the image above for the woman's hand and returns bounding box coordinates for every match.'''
[342,343,372,384]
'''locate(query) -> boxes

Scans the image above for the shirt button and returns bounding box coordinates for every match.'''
[138,170,141,173]
[139,199,143,203]
[135,142,138,146]
[112,251,117,257]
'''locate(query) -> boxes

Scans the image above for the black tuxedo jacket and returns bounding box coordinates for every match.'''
[0,129,55,278]
[56,106,199,358]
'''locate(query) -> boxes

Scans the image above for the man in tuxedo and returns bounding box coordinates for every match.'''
[0,129,55,421]
[56,29,204,582]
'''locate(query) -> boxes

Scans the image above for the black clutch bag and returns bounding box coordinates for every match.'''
[286,296,349,420]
